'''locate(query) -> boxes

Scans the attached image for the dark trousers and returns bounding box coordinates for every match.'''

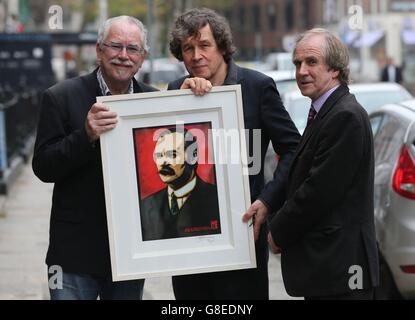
[173,245,269,300]
[305,288,374,300]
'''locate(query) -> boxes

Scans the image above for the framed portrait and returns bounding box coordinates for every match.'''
[98,85,255,281]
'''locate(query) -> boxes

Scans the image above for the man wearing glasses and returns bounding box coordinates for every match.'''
[32,16,209,300]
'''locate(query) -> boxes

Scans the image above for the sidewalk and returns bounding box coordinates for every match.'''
[0,160,296,300]
[0,162,50,299]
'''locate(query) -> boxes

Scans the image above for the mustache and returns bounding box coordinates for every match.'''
[109,58,134,67]
[158,165,175,176]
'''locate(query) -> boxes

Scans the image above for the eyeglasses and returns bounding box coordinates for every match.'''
[102,42,145,56]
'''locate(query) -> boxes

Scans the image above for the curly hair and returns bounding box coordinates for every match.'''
[169,8,236,62]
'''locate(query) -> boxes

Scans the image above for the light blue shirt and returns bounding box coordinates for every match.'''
[312,85,340,114]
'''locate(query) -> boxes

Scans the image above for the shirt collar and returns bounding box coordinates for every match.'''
[96,67,134,96]
[312,85,340,113]
[168,175,197,198]
[223,60,237,85]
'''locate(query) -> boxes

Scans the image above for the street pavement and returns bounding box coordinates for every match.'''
[0,160,298,300]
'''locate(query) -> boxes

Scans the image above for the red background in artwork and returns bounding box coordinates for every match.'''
[133,123,216,199]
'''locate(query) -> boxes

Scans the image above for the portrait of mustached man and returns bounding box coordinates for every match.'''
[140,127,221,241]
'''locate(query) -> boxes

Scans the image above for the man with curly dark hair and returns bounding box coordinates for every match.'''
[168,8,301,300]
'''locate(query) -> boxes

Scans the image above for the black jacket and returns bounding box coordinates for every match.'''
[32,69,157,276]
[168,61,300,299]
[270,85,379,297]
[169,61,301,217]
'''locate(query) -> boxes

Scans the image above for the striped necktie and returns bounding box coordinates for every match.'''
[306,104,317,128]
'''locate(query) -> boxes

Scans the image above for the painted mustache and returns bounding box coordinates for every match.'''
[110,58,134,66]
[159,165,175,176]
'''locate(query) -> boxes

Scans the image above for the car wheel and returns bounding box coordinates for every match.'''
[374,251,403,300]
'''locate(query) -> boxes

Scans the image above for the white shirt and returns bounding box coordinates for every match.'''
[168,176,197,211]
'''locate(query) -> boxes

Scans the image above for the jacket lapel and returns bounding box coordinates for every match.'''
[81,68,102,97]
[289,85,350,173]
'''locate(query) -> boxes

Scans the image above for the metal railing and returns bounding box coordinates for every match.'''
[0,86,41,193]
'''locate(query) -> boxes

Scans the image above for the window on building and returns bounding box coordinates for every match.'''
[239,6,246,32]
[323,0,339,24]
[241,48,248,60]
[303,0,310,28]
[253,4,261,32]
[268,4,277,31]
[224,10,232,24]
[285,0,294,31]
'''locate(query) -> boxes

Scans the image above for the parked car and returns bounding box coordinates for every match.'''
[370,99,415,299]
[262,70,298,183]
[263,69,297,96]
[236,60,273,73]
[135,58,187,89]
[264,52,295,72]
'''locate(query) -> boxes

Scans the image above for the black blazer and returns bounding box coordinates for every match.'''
[140,177,221,241]
[270,85,379,297]
[32,69,157,276]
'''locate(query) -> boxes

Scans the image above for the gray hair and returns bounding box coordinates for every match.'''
[294,28,350,86]
[97,15,149,53]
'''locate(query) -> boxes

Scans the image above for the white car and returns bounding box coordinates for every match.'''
[135,58,187,89]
